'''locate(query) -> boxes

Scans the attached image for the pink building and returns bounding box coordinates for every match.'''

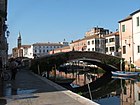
[119,9,140,69]
[70,39,87,51]
[49,46,71,54]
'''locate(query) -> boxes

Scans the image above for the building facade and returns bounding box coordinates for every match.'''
[50,27,120,56]
[12,33,33,58]
[131,10,140,67]
[85,27,109,37]
[105,32,120,56]
[12,45,33,58]
[0,0,8,66]
[86,35,106,53]
[33,42,64,57]
[12,33,70,58]
[119,9,140,68]
[70,39,87,51]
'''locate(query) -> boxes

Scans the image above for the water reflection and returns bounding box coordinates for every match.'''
[93,76,140,105]
[120,78,140,105]
[61,72,140,105]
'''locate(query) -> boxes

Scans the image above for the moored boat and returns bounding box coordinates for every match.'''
[111,71,140,77]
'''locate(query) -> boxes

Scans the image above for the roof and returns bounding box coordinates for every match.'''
[104,31,119,37]
[12,45,31,50]
[33,42,63,46]
[21,45,31,48]
[54,46,70,51]
[71,35,100,44]
[118,9,140,23]
[118,16,132,23]
[71,38,86,44]
[130,9,140,16]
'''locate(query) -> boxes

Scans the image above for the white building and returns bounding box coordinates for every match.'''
[12,45,33,59]
[131,10,140,68]
[32,42,64,57]
[105,32,120,56]
[85,27,114,54]
[86,35,106,53]
[12,33,69,58]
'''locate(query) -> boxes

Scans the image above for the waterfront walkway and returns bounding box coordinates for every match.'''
[0,68,99,105]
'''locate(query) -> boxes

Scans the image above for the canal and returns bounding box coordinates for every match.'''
[58,72,140,105]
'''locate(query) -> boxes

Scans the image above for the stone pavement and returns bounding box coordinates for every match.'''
[0,69,99,105]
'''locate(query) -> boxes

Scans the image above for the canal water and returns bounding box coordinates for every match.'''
[60,73,140,105]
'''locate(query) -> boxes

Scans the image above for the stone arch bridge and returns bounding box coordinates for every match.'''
[31,51,124,73]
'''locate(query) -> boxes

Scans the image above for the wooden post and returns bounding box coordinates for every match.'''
[37,64,40,75]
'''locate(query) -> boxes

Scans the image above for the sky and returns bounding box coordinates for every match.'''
[7,0,140,54]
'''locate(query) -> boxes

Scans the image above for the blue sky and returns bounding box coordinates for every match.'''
[7,0,140,54]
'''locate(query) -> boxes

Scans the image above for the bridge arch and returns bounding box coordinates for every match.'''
[30,51,124,74]
[67,58,118,72]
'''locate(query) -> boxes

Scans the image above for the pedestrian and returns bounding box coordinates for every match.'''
[9,58,18,80]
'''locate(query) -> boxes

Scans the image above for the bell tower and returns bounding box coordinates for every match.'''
[17,32,21,48]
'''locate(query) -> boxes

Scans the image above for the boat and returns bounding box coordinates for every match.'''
[112,75,138,81]
[111,71,140,77]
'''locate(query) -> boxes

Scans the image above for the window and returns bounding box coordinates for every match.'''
[138,92,140,101]
[92,48,94,51]
[105,47,108,52]
[138,45,140,53]
[92,40,94,44]
[105,39,108,43]
[123,46,126,54]
[24,48,28,55]
[110,47,114,52]
[88,41,90,45]
[88,48,90,51]
[95,40,99,44]
[137,17,139,26]
[122,25,125,32]
[109,38,115,42]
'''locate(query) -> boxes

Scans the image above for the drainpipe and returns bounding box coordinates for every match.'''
[119,22,123,71]
[131,18,134,65]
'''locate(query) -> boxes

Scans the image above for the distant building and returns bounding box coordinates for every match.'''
[85,27,110,54]
[49,46,71,54]
[70,39,87,51]
[52,27,120,56]
[86,35,106,53]
[33,42,64,57]
[12,33,33,58]
[105,32,120,56]
[85,27,109,37]
[119,9,140,68]
[12,33,69,58]
[12,45,33,58]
